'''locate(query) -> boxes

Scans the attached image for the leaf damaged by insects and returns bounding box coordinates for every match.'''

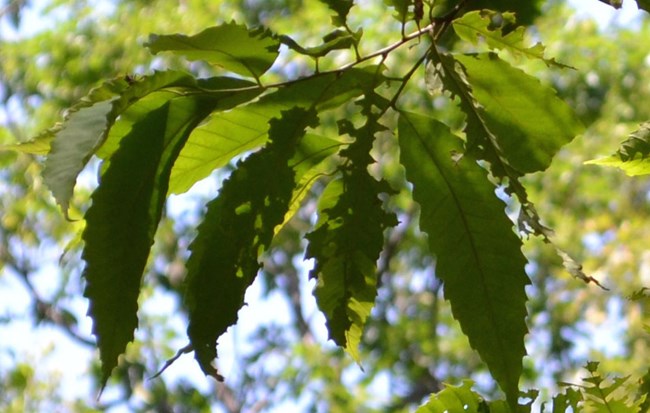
[184,107,319,378]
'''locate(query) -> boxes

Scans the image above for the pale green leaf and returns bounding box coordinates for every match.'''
[586,122,650,175]
[452,10,570,68]
[278,133,342,233]
[415,381,482,413]
[587,155,650,176]
[0,75,133,155]
[0,132,53,155]
[146,22,280,79]
[168,67,381,194]
[43,100,113,218]
[399,111,529,408]
[455,53,583,174]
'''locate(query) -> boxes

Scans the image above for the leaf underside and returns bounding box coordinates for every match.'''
[398,111,529,407]
[41,71,245,216]
[306,113,397,363]
[43,101,114,217]
[146,22,280,79]
[83,95,218,387]
[184,107,319,378]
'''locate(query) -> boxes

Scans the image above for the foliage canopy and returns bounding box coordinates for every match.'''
[4,0,650,411]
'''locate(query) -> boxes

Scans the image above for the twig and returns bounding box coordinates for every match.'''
[149,343,194,380]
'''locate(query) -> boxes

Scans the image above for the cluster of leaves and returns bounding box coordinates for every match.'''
[6,0,650,410]
[417,362,650,412]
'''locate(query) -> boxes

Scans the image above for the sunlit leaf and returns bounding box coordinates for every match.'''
[0,130,53,155]
[185,107,319,378]
[415,381,482,413]
[452,10,570,68]
[586,122,650,176]
[26,72,218,216]
[146,22,280,79]
[279,133,342,233]
[305,114,397,363]
[398,111,529,408]
[455,53,583,174]
[168,67,382,194]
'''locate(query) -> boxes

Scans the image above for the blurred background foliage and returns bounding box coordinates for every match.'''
[2,0,650,411]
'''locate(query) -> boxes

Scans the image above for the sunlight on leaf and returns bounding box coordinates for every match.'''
[185,107,319,378]
[306,113,397,363]
[452,10,570,68]
[168,67,381,194]
[415,381,482,413]
[456,53,583,174]
[586,122,650,176]
[146,22,280,79]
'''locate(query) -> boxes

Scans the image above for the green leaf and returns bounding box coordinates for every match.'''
[586,155,650,176]
[452,10,570,68]
[318,0,354,26]
[146,22,280,79]
[168,67,382,194]
[185,107,319,378]
[43,101,113,218]
[3,72,189,157]
[454,53,583,174]
[586,122,650,176]
[83,95,218,388]
[305,115,397,363]
[279,133,342,233]
[426,48,510,179]
[0,129,54,155]
[415,381,483,413]
[637,368,650,412]
[427,47,549,239]
[552,387,583,413]
[0,76,131,155]
[24,72,219,216]
[398,111,529,408]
